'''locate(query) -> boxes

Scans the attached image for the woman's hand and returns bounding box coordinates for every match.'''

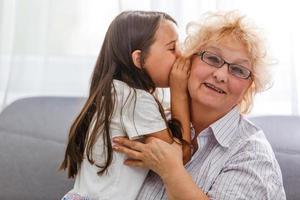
[113,137,183,178]
[113,137,209,200]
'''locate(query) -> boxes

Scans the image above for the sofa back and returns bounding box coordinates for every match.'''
[250,116,300,200]
[1,97,299,200]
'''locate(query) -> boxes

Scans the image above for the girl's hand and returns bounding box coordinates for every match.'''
[112,137,183,178]
[169,58,191,94]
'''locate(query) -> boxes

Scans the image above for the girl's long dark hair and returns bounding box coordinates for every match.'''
[59,11,181,178]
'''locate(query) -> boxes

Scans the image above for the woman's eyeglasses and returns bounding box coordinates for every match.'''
[195,51,252,79]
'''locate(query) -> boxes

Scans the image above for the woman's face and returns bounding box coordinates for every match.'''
[143,19,179,87]
[188,38,253,113]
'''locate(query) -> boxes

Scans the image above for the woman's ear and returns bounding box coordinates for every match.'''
[131,50,142,69]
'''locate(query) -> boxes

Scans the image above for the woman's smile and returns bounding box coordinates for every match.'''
[203,82,226,94]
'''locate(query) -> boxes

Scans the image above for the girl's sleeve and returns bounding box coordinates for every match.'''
[121,91,167,140]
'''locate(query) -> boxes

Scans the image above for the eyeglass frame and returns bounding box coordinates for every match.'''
[195,51,252,79]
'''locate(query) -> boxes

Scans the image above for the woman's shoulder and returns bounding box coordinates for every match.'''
[217,117,285,199]
[231,116,278,162]
[231,116,281,171]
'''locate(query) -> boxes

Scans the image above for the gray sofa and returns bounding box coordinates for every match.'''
[0,97,85,200]
[250,116,300,200]
[0,97,299,199]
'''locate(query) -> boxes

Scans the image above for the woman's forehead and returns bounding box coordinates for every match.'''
[201,38,252,63]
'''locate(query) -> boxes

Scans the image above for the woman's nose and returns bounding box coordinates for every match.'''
[212,64,229,83]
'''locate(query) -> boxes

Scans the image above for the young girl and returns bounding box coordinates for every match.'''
[60,11,191,200]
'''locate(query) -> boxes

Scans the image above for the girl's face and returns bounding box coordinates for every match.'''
[143,19,179,87]
[188,37,253,114]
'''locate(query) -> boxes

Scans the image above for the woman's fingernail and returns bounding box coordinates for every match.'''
[112,145,119,150]
[113,138,119,142]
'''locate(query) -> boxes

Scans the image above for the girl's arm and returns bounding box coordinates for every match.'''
[141,58,191,163]
[169,58,191,163]
[127,58,191,163]
[113,137,209,200]
[140,58,191,163]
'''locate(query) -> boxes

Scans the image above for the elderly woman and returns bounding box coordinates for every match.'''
[113,11,286,200]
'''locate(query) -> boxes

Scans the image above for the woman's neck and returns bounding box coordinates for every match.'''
[190,102,227,135]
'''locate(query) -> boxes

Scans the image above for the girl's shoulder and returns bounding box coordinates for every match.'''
[112,79,154,100]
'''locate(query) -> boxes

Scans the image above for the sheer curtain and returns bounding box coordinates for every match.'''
[0,0,121,108]
[1,0,299,115]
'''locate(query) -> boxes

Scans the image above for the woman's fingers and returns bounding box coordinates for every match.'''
[113,143,143,160]
[113,137,144,152]
[124,159,145,168]
[113,136,185,174]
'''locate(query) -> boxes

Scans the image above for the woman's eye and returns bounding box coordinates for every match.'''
[207,56,221,64]
[230,65,245,75]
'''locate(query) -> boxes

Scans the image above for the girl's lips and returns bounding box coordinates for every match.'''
[203,82,226,94]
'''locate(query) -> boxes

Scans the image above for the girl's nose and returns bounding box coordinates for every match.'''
[175,42,183,57]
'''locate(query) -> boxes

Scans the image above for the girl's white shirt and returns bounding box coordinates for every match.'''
[69,80,167,200]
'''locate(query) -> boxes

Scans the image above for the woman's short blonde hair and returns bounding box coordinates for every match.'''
[183,11,273,114]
